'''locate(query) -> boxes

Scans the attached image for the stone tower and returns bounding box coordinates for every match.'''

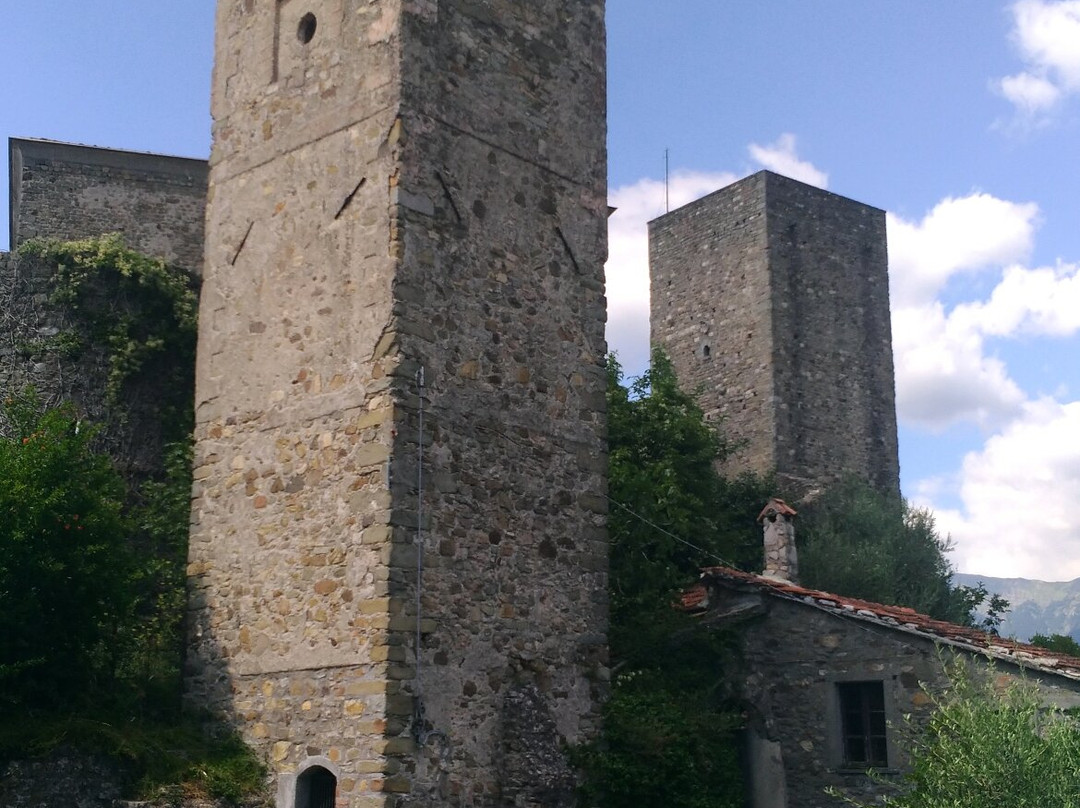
[185,3,608,807]
[649,171,899,499]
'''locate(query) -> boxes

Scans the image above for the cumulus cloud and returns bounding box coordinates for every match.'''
[934,400,1080,580]
[887,194,1039,308]
[1000,71,1062,115]
[952,261,1080,337]
[606,170,738,375]
[887,193,1039,430]
[890,189,1080,578]
[892,303,1026,431]
[747,133,829,188]
[997,0,1080,120]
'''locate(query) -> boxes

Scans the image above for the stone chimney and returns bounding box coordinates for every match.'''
[758,498,798,583]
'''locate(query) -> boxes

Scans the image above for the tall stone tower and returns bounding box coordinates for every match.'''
[185,3,608,807]
[649,171,899,499]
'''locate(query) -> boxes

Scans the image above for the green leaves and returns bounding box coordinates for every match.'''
[18,234,197,430]
[577,351,772,807]
[606,349,770,641]
[841,659,1080,808]
[0,391,133,707]
[798,477,1006,627]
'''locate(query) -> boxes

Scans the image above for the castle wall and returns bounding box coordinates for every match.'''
[650,171,899,499]
[8,138,207,272]
[186,3,608,806]
[1,139,206,475]
[649,173,777,474]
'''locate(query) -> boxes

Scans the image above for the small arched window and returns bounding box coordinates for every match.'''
[296,765,337,808]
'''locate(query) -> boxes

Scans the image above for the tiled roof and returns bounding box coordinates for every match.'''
[685,565,1080,682]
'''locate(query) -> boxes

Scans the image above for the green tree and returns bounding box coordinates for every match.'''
[1030,633,1080,657]
[0,392,134,708]
[798,477,1007,628]
[605,349,771,662]
[577,351,772,808]
[837,659,1080,808]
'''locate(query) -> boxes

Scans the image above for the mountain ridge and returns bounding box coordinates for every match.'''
[953,572,1080,642]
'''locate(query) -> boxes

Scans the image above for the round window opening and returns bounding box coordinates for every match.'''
[297,13,318,44]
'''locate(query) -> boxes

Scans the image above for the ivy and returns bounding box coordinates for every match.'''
[18,233,198,411]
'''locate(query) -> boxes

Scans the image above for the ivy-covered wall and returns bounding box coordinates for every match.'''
[0,237,197,481]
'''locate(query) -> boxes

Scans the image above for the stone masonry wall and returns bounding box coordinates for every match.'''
[187,3,608,807]
[8,138,207,272]
[721,592,1080,808]
[1,139,206,475]
[649,173,775,477]
[650,171,900,499]
[764,173,898,498]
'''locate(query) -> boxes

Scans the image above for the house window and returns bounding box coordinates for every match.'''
[837,681,888,767]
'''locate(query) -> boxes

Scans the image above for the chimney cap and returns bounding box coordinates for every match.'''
[757,497,797,523]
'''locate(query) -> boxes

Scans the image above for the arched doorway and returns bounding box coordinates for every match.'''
[295,764,336,808]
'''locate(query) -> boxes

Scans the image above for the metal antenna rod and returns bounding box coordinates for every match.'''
[665,148,670,213]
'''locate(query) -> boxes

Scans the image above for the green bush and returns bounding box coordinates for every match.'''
[837,659,1080,808]
[0,392,134,708]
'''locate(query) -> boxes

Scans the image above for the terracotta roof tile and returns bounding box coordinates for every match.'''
[692,565,1080,682]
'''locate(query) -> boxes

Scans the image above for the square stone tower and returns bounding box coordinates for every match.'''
[185,3,609,807]
[649,171,899,499]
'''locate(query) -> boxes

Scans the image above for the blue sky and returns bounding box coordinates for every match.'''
[4,2,1080,580]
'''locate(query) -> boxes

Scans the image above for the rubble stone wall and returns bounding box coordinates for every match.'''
[8,138,207,272]
[727,593,1080,808]
[650,171,900,499]
[186,2,608,807]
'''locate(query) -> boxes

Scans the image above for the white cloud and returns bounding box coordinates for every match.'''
[999,71,1062,115]
[997,0,1080,120]
[887,193,1039,430]
[605,170,738,375]
[952,261,1080,338]
[747,133,829,188]
[892,303,1026,431]
[937,399,1080,580]
[887,194,1039,307]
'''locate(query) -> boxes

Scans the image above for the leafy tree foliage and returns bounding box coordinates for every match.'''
[1030,633,1080,657]
[837,658,1080,808]
[0,392,134,707]
[577,352,772,808]
[605,350,772,660]
[798,477,1008,629]
[0,397,193,718]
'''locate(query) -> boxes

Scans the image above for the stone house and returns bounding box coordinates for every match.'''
[683,500,1080,808]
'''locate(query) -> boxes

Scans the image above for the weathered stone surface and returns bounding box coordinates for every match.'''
[723,591,1080,808]
[8,138,207,272]
[0,749,125,808]
[650,171,900,499]
[0,139,206,477]
[0,746,276,807]
[187,2,608,807]
[498,683,576,808]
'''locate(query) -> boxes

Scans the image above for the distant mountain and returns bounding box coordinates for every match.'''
[952,573,1080,642]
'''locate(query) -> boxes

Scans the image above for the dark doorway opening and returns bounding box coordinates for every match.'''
[296,765,337,808]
